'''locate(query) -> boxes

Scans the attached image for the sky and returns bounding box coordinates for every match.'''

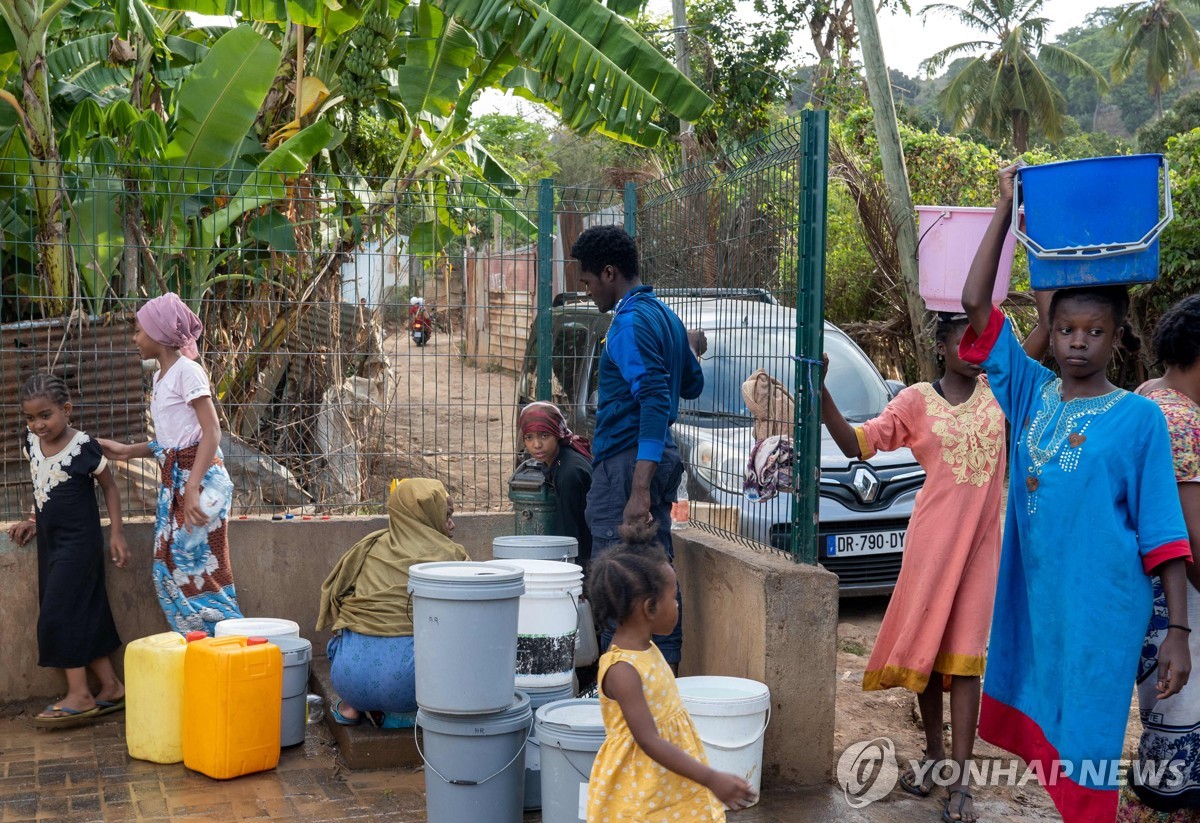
[475,0,1102,119]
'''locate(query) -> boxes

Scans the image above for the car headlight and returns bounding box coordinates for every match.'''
[691,437,746,494]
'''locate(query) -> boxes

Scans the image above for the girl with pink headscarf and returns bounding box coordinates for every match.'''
[99,294,242,634]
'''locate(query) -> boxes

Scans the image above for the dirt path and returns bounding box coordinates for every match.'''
[373,328,518,511]
[835,598,1143,821]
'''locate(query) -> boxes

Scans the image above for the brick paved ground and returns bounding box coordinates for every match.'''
[0,699,1052,822]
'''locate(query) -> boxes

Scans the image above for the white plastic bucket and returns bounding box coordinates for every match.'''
[521,683,577,811]
[676,676,771,807]
[213,617,300,639]
[408,562,525,715]
[535,699,605,823]
[486,559,582,690]
[417,692,532,823]
[492,535,578,562]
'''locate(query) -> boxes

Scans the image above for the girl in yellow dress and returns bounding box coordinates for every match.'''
[585,522,755,821]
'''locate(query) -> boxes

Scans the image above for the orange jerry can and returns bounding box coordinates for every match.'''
[183,636,283,779]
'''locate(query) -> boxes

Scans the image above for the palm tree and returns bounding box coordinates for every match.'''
[921,0,1106,151]
[1110,0,1200,118]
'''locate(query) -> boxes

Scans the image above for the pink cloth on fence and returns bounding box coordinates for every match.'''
[137,293,203,360]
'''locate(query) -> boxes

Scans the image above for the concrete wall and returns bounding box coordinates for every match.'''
[0,513,507,702]
[1,515,838,789]
[675,529,839,789]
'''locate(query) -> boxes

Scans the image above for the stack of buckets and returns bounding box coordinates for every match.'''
[918,154,1171,311]
[489,535,608,819]
[124,617,312,779]
[410,537,612,823]
[410,561,533,823]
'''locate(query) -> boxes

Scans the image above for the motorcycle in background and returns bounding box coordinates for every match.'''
[409,297,433,347]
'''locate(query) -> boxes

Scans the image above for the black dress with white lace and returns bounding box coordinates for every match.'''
[23,430,121,668]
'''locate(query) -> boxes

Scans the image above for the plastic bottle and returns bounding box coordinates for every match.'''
[671,472,690,531]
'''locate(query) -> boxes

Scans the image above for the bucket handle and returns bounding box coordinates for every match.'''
[916,210,947,248]
[1010,156,1174,260]
[414,719,533,786]
[695,706,772,752]
[544,739,594,783]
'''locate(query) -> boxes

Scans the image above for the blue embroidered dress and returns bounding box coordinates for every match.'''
[961,309,1191,823]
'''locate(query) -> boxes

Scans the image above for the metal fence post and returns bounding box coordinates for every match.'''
[536,178,555,402]
[791,109,830,565]
[623,181,638,237]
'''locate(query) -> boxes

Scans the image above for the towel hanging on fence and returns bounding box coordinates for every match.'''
[744,435,794,503]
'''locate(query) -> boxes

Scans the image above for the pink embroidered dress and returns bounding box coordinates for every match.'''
[856,378,1006,693]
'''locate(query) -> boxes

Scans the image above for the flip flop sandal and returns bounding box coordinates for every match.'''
[898,758,937,798]
[330,700,362,726]
[94,698,125,716]
[32,704,101,729]
[943,788,976,823]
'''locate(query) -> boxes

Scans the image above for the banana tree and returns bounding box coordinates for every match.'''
[0,0,167,312]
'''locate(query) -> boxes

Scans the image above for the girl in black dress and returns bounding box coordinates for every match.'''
[8,374,129,727]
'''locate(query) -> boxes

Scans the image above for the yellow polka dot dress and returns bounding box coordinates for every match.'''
[587,643,724,822]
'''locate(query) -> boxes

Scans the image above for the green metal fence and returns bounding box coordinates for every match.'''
[0,113,830,563]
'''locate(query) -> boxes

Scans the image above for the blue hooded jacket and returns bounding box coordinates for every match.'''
[593,286,704,463]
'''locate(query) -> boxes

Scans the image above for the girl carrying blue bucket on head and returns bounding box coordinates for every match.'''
[960,165,1193,823]
[9,373,129,727]
[821,302,1047,822]
[100,294,242,635]
[584,520,755,821]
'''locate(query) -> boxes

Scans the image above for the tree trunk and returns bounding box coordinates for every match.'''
[851,0,937,380]
[1012,110,1029,153]
[10,0,69,311]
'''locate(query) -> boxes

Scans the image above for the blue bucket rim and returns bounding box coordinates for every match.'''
[1017,153,1163,176]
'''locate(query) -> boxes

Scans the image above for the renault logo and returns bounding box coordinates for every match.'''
[851,466,881,503]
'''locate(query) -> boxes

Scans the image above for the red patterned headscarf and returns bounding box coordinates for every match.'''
[518,402,592,460]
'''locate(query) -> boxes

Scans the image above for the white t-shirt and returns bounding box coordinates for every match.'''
[151,358,212,448]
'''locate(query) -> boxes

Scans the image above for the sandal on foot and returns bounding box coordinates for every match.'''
[94,698,125,716]
[32,704,100,729]
[331,700,362,726]
[898,758,938,797]
[943,788,976,823]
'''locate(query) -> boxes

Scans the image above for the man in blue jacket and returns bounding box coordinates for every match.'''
[572,225,704,667]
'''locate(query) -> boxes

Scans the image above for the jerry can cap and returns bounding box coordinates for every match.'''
[245,636,269,646]
[185,631,208,642]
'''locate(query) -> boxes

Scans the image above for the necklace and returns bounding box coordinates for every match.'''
[1024,380,1127,514]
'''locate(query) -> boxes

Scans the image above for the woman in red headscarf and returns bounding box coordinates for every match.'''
[519,402,594,568]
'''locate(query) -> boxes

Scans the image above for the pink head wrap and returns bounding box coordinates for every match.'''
[137,293,203,360]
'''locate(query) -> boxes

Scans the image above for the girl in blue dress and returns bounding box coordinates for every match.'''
[957,166,1193,823]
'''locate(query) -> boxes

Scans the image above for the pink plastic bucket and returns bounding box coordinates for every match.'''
[917,206,1015,313]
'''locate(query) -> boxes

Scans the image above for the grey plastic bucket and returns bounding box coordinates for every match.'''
[535,699,605,823]
[417,692,532,823]
[521,683,577,811]
[492,535,578,562]
[408,562,525,714]
[270,636,312,747]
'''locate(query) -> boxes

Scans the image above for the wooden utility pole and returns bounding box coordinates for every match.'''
[851,0,936,379]
[672,0,692,134]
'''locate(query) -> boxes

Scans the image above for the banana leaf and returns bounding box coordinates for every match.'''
[394,2,478,119]
[199,119,342,245]
[163,27,281,189]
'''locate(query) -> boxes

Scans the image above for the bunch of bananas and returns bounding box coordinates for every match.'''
[341,9,398,108]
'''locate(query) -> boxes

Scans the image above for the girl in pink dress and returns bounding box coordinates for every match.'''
[821,309,1046,823]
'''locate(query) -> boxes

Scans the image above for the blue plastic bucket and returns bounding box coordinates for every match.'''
[1013,154,1172,289]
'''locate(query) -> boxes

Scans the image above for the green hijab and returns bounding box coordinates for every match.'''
[317,478,468,636]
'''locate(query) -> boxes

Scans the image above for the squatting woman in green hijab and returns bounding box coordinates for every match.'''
[317,478,467,726]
